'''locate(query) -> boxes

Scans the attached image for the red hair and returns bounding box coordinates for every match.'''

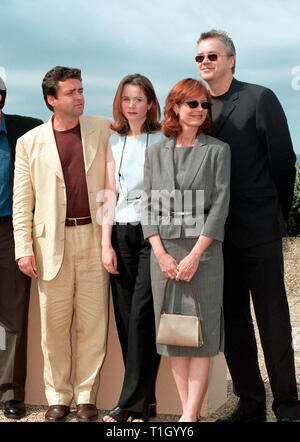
[111,74,161,135]
[162,78,211,138]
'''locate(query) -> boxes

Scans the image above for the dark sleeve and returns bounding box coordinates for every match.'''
[6,115,43,164]
[17,116,43,134]
[6,114,43,145]
[256,88,296,220]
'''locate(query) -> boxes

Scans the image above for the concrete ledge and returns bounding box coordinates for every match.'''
[25,280,227,416]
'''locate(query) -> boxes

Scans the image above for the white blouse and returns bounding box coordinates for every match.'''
[110,131,162,223]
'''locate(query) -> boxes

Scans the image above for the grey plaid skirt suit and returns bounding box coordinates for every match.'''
[141,134,231,357]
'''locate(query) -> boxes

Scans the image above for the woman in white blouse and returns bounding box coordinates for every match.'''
[101,74,161,422]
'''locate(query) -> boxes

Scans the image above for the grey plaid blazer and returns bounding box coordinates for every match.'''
[141,133,231,241]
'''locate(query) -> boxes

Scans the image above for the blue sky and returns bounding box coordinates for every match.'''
[1,0,299,153]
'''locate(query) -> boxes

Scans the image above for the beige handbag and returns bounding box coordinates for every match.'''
[156,279,204,348]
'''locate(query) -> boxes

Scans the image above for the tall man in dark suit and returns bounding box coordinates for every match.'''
[0,76,42,419]
[196,30,300,422]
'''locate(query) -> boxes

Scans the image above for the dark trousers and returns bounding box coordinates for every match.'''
[223,239,300,419]
[0,220,31,402]
[110,223,160,413]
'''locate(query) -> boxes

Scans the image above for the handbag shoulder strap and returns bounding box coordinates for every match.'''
[160,278,201,318]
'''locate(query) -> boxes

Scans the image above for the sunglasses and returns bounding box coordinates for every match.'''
[195,53,219,63]
[184,100,211,110]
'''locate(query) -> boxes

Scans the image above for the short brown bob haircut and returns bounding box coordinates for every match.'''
[162,78,211,138]
[111,73,161,135]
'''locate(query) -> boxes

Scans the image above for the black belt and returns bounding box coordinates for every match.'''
[115,221,140,225]
[0,215,12,223]
[65,216,92,227]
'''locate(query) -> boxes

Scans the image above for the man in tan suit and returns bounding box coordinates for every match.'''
[13,66,111,422]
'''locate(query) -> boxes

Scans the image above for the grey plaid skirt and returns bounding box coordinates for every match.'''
[150,237,224,357]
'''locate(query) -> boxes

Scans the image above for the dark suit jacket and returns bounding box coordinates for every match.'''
[3,113,43,183]
[212,78,296,248]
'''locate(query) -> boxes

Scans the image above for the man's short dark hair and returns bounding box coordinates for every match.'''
[0,77,6,110]
[42,66,82,111]
[0,89,6,110]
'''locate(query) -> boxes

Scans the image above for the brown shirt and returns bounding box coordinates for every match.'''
[54,123,90,218]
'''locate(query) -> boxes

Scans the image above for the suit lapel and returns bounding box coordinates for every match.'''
[79,115,98,173]
[213,78,239,136]
[41,118,65,182]
[41,115,98,181]
[163,137,176,190]
[180,134,208,190]
[162,134,209,191]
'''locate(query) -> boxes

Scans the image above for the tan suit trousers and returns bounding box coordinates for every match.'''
[37,224,109,406]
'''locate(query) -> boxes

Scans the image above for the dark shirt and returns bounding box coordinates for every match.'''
[54,123,90,218]
[211,93,228,133]
[0,113,12,216]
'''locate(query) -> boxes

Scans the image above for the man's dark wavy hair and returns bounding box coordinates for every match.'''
[42,66,82,111]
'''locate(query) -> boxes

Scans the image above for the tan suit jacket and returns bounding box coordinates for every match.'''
[13,115,112,281]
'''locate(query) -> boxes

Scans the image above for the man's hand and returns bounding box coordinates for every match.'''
[18,256,38,278]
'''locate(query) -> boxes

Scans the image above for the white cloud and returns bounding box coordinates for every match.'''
[291,66,300,91]
[0,67,6,82]
[4,69,42,87]
[1,0,299,151]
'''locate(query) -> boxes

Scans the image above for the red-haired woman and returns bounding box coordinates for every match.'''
[142,78,231,421]
[101,74,161,422]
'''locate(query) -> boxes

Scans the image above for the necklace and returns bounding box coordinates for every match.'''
[118,133,149,202]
